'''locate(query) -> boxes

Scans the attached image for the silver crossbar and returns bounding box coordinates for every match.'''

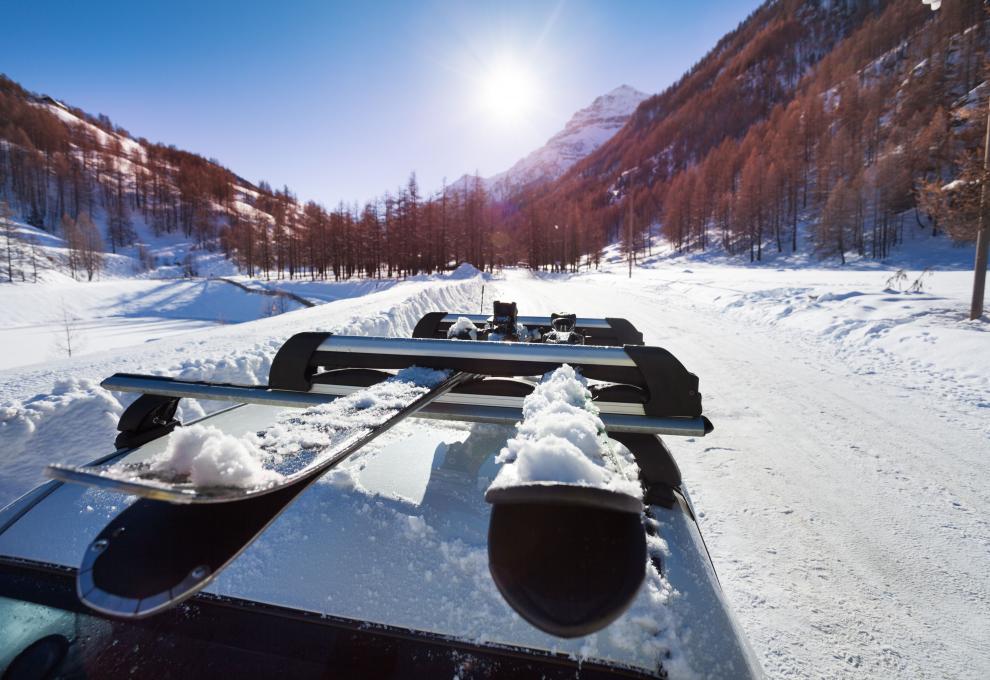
[315,335,636,366]
[100,374,708,436]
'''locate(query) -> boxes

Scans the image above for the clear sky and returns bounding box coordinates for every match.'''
[2,0,762,205]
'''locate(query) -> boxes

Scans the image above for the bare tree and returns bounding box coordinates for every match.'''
[27,236,40,282]
[1,200,20,282]
[75,212,104,281]
[53,303,83,358]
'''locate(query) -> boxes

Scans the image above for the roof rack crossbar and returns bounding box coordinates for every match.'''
[317,335,634,365]
[99,373,710,436]
[441,314,613,329]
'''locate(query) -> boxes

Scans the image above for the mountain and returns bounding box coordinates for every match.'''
[455,84,648,198]
[501,0,989,268]
[1,0,987,283]
[0,74,278,279]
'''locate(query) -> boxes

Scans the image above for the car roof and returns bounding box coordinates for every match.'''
[0,403,665,675]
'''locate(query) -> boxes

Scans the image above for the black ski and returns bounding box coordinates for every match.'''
[75,369,476,618]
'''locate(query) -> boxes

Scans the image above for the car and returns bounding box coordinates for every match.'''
[0,305,762,678]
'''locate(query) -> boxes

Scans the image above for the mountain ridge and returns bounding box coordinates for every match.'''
[453,84,648,198]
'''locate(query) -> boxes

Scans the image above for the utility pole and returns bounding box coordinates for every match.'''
[971,93,990,320]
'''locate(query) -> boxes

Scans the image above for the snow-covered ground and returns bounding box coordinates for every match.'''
[0,275,397,371]
[490,263,988,679]
[0,249,988,679]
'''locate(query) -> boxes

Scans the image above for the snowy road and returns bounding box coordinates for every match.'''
[0,263,987,679]
[487,269,989,680]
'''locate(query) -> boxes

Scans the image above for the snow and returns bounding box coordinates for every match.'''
[148,423,280,488]
[0,241,988,677]
[446,316,478,339]
[0,275,392,371]
[0,271,487,502]
[489,365,642,499]
[447,262,483,279]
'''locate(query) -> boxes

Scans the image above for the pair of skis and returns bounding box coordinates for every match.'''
[46,369,478,619]
[42,324,707,635]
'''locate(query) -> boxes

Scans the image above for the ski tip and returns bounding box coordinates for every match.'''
[43,463,75,481]
[76,500,218,619]
[485,486,647,638]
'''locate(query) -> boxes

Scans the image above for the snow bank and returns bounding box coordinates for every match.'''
[714,282,990,416]
[0,378,122,501]
[148,424,281,488]
[0,275,485,506]
[489,365,642,499]
[447,262,483,279]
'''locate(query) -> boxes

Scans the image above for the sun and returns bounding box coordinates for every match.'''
[479,57,535,123]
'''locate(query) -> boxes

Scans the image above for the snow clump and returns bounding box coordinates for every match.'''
[149,424,283,488]
[446,316,478,340]
[489,364,641,498]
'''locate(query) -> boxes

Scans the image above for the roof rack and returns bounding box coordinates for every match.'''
[269,334,702,415]
[55,308,715,638]
[103,310,712,447]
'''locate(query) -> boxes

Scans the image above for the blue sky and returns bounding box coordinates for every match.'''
[2,0,762,205]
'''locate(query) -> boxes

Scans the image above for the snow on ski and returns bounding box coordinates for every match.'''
[47,366,470,504]
[486,364,642,501]
[483,364,648,638]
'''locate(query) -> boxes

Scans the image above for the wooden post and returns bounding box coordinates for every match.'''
[971,95,990,320]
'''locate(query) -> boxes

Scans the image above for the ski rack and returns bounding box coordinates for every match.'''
[64,311,711,628]
[413,312,645,346]
[102,327,712,441]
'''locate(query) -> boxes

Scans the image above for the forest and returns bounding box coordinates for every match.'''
[0,0,988,281]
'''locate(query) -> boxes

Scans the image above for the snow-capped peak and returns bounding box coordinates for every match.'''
[457,85,649,198]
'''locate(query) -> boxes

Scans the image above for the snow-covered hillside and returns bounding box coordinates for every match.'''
[456,85,648,197]
[1,253,987,678]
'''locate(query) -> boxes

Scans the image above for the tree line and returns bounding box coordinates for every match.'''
[1,0,988,283]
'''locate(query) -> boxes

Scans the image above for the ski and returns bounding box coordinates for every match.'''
[47,367,474,504]
[69,368,477,618]
[481,365,647,638]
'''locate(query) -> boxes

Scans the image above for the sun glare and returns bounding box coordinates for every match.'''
[479,58,535,123]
